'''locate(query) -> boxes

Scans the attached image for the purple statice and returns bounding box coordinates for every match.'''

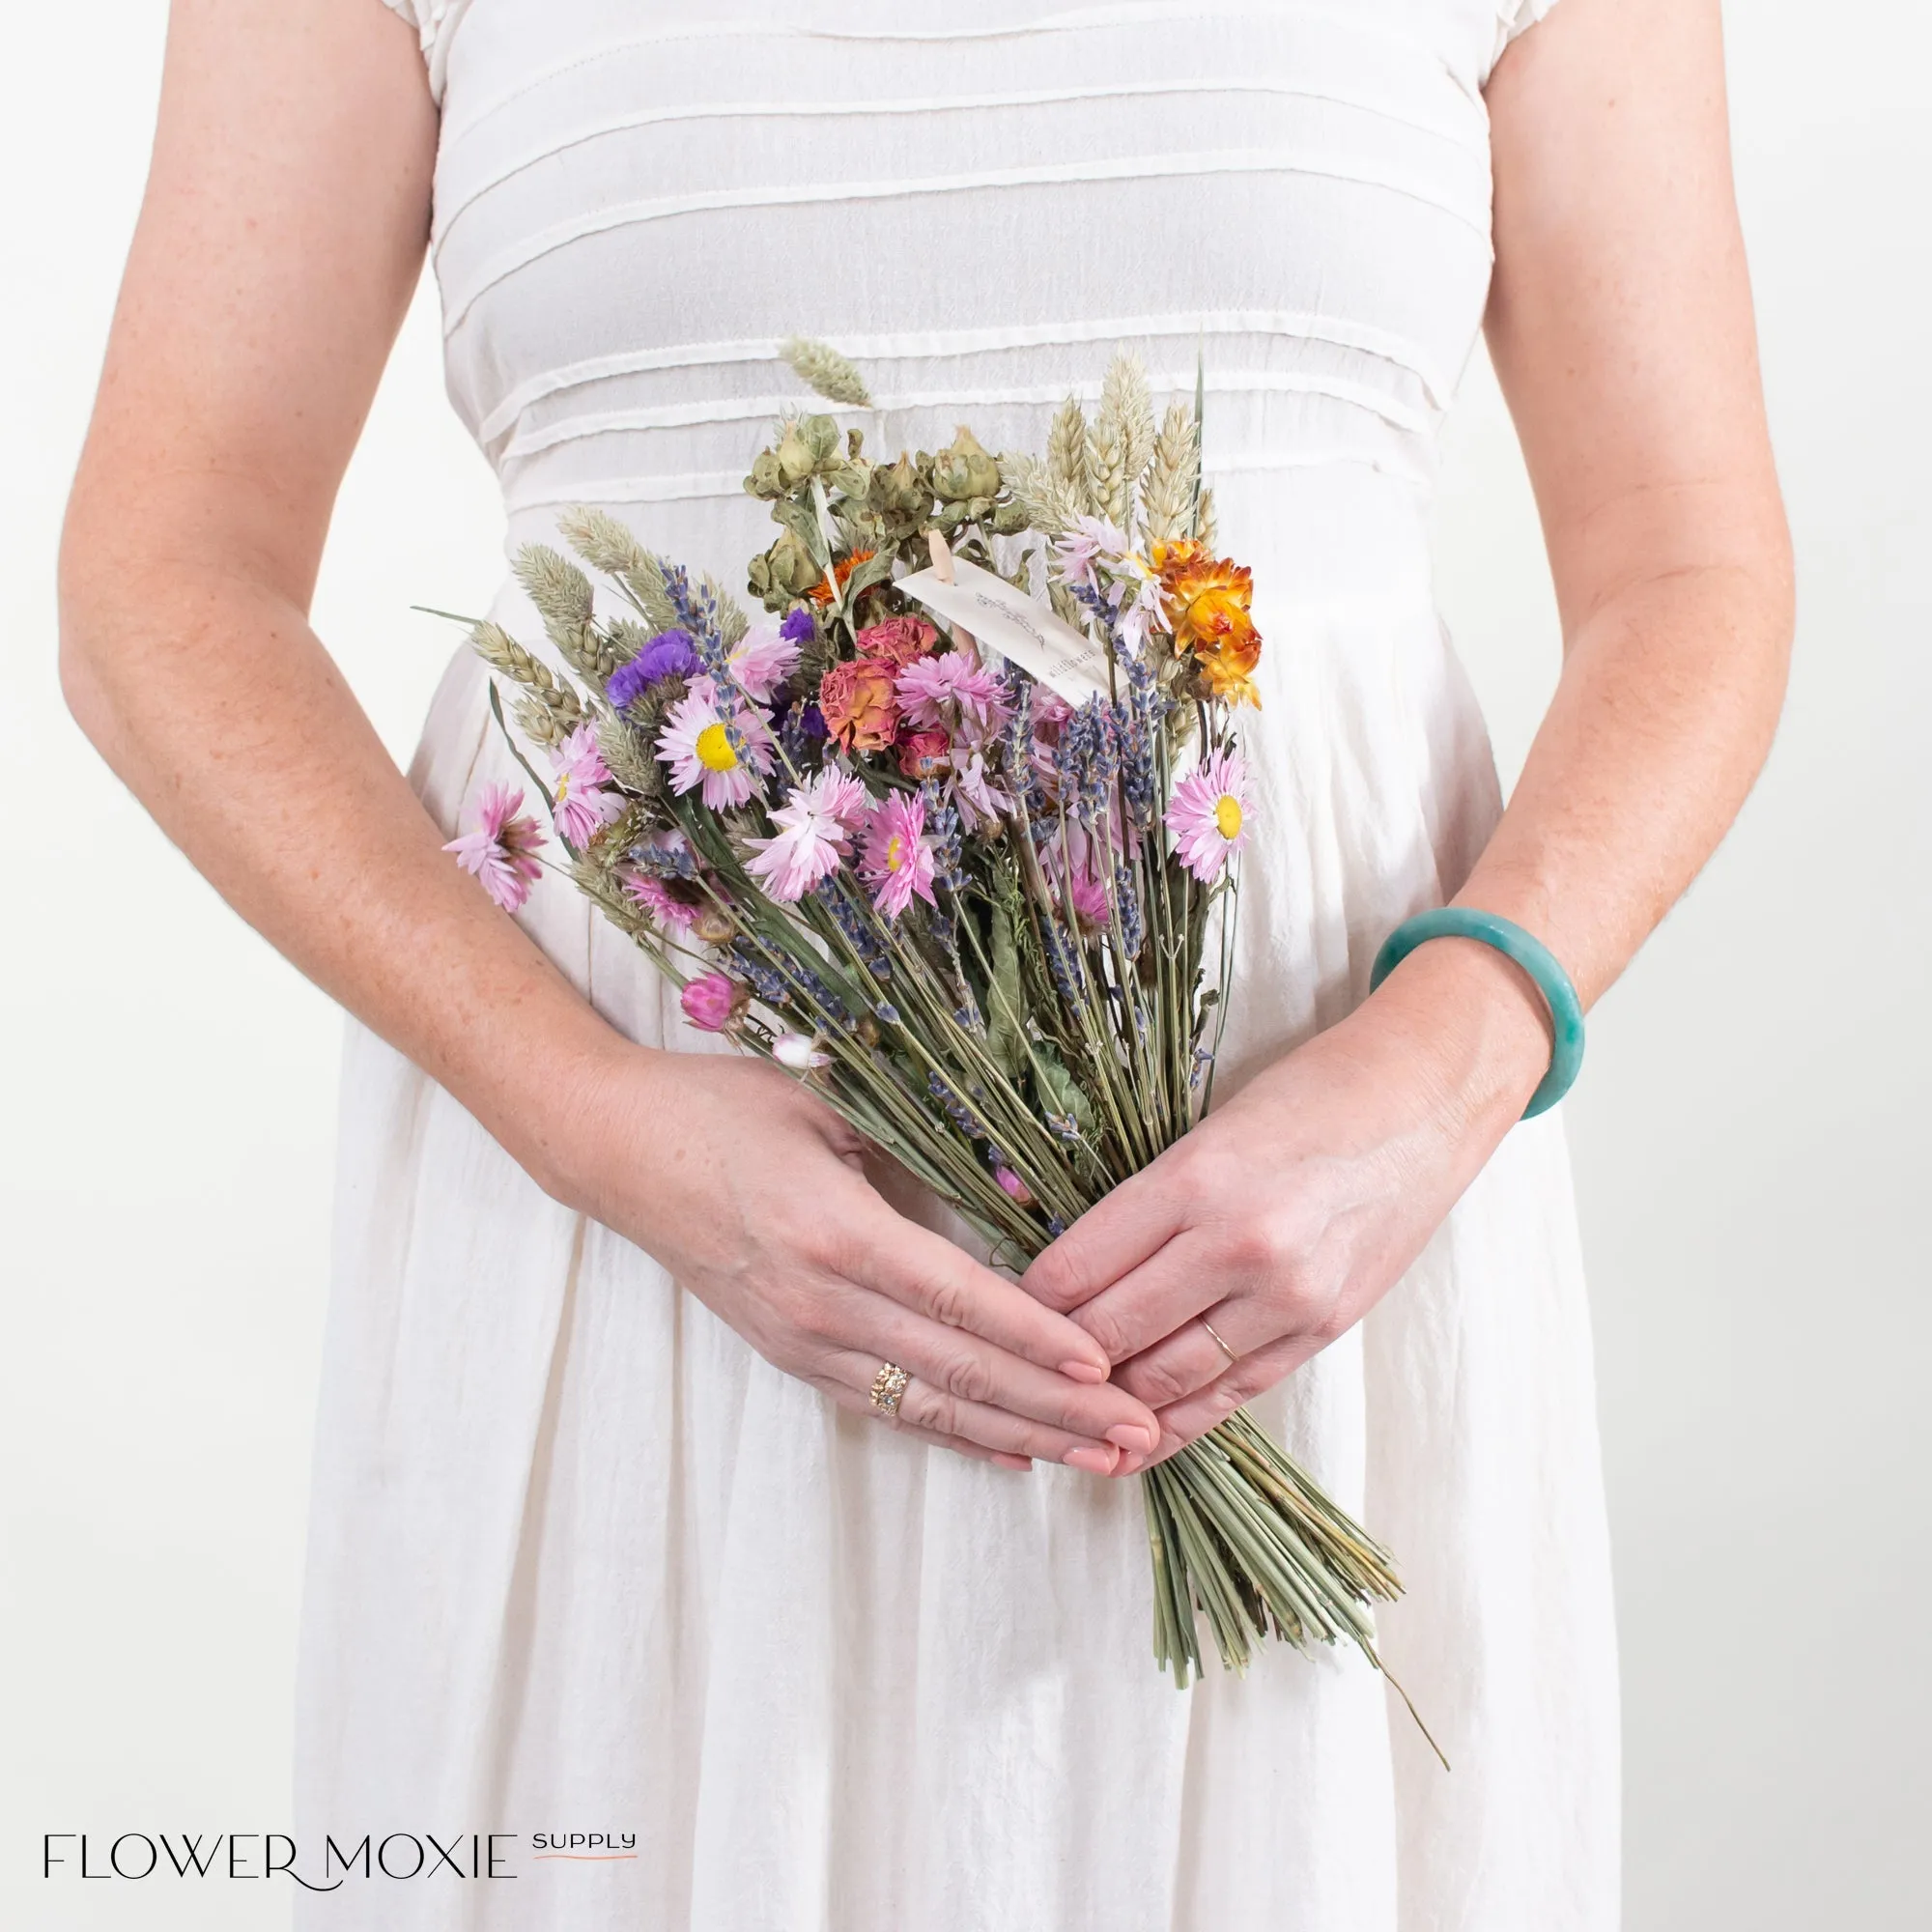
[608,629,700,707]
[780,606,815,644]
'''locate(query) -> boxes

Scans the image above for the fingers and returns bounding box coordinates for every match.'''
[1057,1227,1231,1374]
[1118,1332,1321,1474]
[851,1290,1159,1454]
[860,1214,1136,1399]
[1110,1294,1271,1411]
[1020,1160,1188,1314]
[822,1349,1129,1473]
[816,1378,1033,1471]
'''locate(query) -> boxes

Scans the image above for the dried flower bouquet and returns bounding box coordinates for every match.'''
[441,340,1432,1740]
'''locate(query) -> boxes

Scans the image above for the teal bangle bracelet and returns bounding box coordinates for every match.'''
[1368,907,1585,1120]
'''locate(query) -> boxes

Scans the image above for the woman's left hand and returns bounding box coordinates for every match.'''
[1020,937,1554,1471]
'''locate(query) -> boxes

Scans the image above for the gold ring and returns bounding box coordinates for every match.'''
[1199,1316,1239,1367]
[868,1361,912,1417]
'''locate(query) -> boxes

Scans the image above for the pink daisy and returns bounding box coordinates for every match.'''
[895,650,1010,741]
[655,677,775,810]
[860,790,937,920]
[949,750,1009,834]
[550,724,625,848]
[623,872,700,929]
[726,624,803,701]
[1167,748,1253,882]
[744,769,869,903]
[1054,514,1127,595]
[443,781,546,913]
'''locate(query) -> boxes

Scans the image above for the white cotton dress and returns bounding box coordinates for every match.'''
[298,3,1617,1927]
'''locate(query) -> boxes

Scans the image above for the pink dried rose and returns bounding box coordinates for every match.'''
[680,972,746,1033]
[817,658,900,752]
[895,727,952,780]
[853,615,938,669]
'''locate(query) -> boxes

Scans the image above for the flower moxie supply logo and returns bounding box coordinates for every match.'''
[43,1831,636,1890]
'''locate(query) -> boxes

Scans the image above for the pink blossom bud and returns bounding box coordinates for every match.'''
[681,972,743,1033]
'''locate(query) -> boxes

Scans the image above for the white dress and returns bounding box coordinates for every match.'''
[298,3,1617,1926]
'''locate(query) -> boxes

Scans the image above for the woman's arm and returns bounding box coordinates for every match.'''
[62,0,1160,1475]
[1020,0,1794,1467]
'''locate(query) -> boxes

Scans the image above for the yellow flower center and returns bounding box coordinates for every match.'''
[1214,794,1243,840]
[885,832,907,872]
[554,771,572,801]
[695,722,739,772]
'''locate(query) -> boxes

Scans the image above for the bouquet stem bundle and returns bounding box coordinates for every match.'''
[440,341,1436,1754]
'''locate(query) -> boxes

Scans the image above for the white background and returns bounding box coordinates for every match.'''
[3,4,1926,1926]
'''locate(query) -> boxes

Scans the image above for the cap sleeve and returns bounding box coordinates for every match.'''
[1485,0,1562,83]
[373,0,469,105]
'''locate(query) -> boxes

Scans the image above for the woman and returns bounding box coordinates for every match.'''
[60,0,1790,1924]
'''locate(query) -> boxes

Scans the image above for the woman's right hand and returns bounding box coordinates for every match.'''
[552,1046,1160,1474]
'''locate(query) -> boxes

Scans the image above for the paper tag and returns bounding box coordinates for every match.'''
[895,560,1111,704]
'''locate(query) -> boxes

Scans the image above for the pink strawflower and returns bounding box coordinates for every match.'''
[773,1033,832,1071]
[994,1165,1036,1207]
[550,724,625,848]
[744,769,869,903]
[443,781,546,913]
[895,649,1010,740]
[804,768,872,835]
[726,624,802,701]
[656,677,775,810]
[860,790,937,920]
[623,872,699,929]
[681,972,744,1032]
[1167,749,1253,882]
[1030,685,1074,745]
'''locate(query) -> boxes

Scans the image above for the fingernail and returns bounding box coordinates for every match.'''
[1059,1357,1109,1384]
[1114,1453,1146,1478]
[1062,1444,1119,1476]
[1106,1423,1157,1455]
[994,1453,1034,1472]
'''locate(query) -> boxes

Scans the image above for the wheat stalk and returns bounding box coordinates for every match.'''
[779,335,873,408]
[1140,403,1202,547]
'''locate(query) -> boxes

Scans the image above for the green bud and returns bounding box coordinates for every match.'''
[929,426,1002,504]
[746,448,786,499]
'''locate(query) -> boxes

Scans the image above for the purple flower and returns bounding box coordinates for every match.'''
[800,702,828,741]
[609,630,700,707]
[780,607,815,643]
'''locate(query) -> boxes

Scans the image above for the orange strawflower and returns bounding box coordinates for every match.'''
[1151,539,1263,706]
[808,548,877,608]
